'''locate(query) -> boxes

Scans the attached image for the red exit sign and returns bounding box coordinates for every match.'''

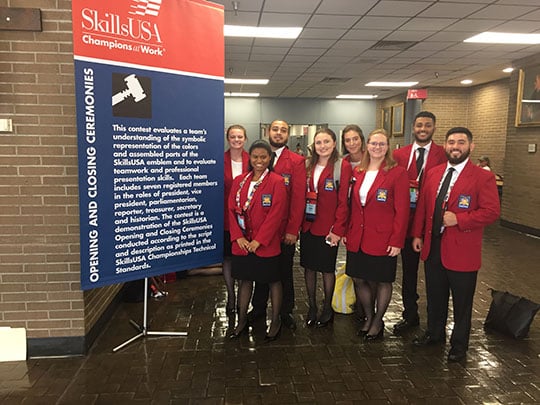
[407,89,427,99]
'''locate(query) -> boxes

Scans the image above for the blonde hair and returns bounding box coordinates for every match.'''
[357,128,396,172]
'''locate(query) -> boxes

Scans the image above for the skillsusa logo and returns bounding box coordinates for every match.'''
[80,1,164,56]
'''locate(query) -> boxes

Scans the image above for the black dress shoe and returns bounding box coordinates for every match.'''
[412,332,444,347]
[228,323,248,339]
[281,313,297,330]
[315,311,334,328]
[364,322,384,341]
[264,322,282,342]
[447,348,466,362]
[393,318,420,334]
[357,329,368,337]
[306,307,317,327]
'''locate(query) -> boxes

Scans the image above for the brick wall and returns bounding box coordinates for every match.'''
[0,1,120,354]
[467,80,509,177]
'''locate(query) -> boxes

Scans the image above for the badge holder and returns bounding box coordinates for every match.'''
[305,191,317,222]
[409,179,419,209]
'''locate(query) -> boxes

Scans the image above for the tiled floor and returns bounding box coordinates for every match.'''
[1,223,540,404]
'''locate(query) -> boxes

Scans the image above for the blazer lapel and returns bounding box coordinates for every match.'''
[316,164,333,193]
[365,169,388,205]
[448,161,474,205]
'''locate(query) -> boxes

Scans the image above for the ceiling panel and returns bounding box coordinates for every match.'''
[316,0,380,15]
[418,2,488,18]
[220,0,540,99]
[469,5,537,19]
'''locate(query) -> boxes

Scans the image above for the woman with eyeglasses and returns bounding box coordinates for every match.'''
[343,129,409,341]
[228,140,287,341]
[301,128,352,328]
[223,125,250,316]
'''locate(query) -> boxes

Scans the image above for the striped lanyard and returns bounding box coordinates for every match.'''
[236,169,269,213]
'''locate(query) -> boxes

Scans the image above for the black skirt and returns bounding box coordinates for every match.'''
[231,253,280,283]
[345,248,397,283]
[300,231,338,273]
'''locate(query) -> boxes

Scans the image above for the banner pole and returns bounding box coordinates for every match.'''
[113,278,187,352]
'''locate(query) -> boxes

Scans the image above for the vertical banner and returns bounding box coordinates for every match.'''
[73,0,224,290]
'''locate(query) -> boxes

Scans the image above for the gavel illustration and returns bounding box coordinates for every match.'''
[112,74,147,106]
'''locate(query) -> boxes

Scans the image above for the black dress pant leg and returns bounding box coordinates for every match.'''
[279,242,296,316]
[424,236,449,341]
[448,269,478,352]
[400,237,421,321]
[251,283,269,315]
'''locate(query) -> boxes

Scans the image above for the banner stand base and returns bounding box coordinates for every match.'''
[113,278,187,352]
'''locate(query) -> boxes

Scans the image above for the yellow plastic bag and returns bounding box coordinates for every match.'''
[332,264,356,314]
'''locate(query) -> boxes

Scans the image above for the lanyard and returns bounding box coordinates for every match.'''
[235,169,269,212]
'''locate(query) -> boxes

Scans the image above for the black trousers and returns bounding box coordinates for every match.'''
[425,236,478,352]
[400,237,421,321]
[251,242,296,316]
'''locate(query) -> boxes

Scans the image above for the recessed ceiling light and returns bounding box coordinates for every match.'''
[224,92,260,97]
[365,81,419,87]
[336,95,378,99]
[461,79,473,85]
[502,67,514,73]
[224,78,269,85]
[464,32,540,44]
[224,25,302,39]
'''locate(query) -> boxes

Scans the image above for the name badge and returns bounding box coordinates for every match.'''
[458,194,471,209]
[262,194,272,207]
[376,188,388,202]
[409,187,418,208]
[305,191,317,222]
[324,178,334,191]
[236,214,245,230]
[282,173,291,186]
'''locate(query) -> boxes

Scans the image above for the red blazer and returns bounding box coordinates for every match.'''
[228,171,287,257]
[345,165,410,256]
[273,148,306,238]
[411,160,500,271]
[224,149,249,230]
[302,159,352,237]
[393,142,447,236]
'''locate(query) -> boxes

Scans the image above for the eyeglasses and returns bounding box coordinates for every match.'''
[368,142,387,147]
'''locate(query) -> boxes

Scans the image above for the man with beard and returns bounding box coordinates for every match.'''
[410,127,500,362]
[392,111,446,334]
[248,119,306,330]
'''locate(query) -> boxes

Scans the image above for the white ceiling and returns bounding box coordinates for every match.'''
[212,0,540,99]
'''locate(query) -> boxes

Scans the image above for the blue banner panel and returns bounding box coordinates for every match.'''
[77,62,224,290]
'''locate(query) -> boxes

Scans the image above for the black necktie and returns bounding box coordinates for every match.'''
[271,152,277,165]
[432,167,454,236]
[416,147,425,178]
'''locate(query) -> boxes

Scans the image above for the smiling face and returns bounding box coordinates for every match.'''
[314,132,336,161]
[227,128,246,150]
[366,132,389,161]
[268,120,289,149]
[343,129,364,155]
[413,117,435,146]
[249,147,271,175]
[445,132,474,164]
